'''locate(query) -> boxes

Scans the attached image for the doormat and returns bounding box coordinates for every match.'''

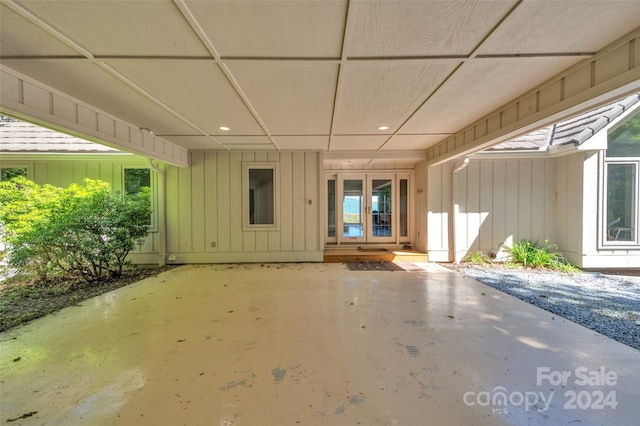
[357,247,388,252]
[346,261,405,271]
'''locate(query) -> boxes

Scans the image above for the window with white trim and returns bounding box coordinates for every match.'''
[244,163,279,229]
[603,110,640,245]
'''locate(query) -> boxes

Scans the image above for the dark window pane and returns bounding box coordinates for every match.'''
[249,168,274,225]
[1,167,27,181]
[124,168,151,195]
[606,164,636,241]
[327,179,336,237]
[399,179,408,237]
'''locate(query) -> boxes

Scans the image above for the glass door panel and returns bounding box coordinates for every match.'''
[327,178,336,241]
[342,178,365,241]
[371,179,392,237]
[368,175,395,243]
[399,178,408,238]
[328,173,411,245]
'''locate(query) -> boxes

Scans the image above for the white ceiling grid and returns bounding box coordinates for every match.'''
[1,0,640,165]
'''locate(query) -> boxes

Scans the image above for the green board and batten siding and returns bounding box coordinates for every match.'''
[164,151,323,263]
[0,155,160,263]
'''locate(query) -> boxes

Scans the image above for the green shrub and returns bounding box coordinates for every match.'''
[504,239,579,272]
[0,177,150,281]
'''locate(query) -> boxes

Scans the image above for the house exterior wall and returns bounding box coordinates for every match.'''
[164,150,323,263]
[573,151,640,268]
[0,155,161,263]
[426,157,557,263]
[555,153,585,265]
[414,160,429,254]
[424,161,452,261]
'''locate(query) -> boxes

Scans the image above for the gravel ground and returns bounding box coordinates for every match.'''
[451,266,640,351]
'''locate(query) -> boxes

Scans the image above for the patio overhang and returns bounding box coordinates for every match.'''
[1,1,639,165]
[1,65,190,167]
[425,28,640,165]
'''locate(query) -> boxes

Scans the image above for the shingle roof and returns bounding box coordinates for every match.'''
[0,116,121,153]
[489,93,640,151]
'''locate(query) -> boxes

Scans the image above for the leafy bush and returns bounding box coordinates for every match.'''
[504,239,579,272]
[0,177,150,281]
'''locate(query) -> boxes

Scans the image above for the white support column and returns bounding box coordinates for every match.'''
[427,28,640,166]
[0,65,190,168]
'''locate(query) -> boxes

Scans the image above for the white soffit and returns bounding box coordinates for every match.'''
[347,1,517,57]
[184,0,347,58]
[273,136,329,151]
[226,61,338,135]
[477,1,640,54]
[381,135,451,151]
[163,136,225,151]
[1,58,198,136]
[400,56,584,134]
[333,60,458,135]
[105,59,264,136]
[1,0,639,164]
[4,1,209,56]
[329,135,389,151]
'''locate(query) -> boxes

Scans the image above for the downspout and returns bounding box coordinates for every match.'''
[451,158,470,263]
[147,159,167,266]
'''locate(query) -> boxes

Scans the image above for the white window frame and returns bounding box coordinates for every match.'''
[243,163,280,231]
[600,157,640,248]
[122,166,157,232]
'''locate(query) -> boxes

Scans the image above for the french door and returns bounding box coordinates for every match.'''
[326,173,410,244]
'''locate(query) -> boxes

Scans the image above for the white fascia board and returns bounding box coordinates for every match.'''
[324,150,427,161]
[0,65,189,168]
[578,132,608,150]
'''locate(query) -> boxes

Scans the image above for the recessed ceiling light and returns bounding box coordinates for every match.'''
[378,125,389,131]
[219,126,230,131]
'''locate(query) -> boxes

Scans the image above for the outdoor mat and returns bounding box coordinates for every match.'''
[346,261,405,271]
[357,247,388,252]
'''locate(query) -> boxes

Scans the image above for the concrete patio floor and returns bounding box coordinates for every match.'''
[1,263,638,425]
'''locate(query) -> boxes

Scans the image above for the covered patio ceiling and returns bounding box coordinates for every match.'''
[1,0,640,167]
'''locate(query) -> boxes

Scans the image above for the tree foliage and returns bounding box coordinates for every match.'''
[0,177,150,281]
[608,109,640,157]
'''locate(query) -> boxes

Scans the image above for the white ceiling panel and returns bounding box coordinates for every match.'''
[324,158,372,168]
[1,59,196,135]
[106,59,264,136]
[226,145,277,151]
[273,136,329,151]
[333,60,458,134]
[0,4,78,57]
[163,136,224,150]
[478,1,640,55]
[215,136,272,146]
[381,135,450,151]
[1,0,639,162]
[329,136,388,151]
[185,0,347,58]
[226,61,338,135]
[369,158,422,166]
[400,56,583,134]
[14,0,208,56]
[347,1,517,57]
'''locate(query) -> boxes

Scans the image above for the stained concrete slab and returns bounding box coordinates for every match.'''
[1,263,638,425]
